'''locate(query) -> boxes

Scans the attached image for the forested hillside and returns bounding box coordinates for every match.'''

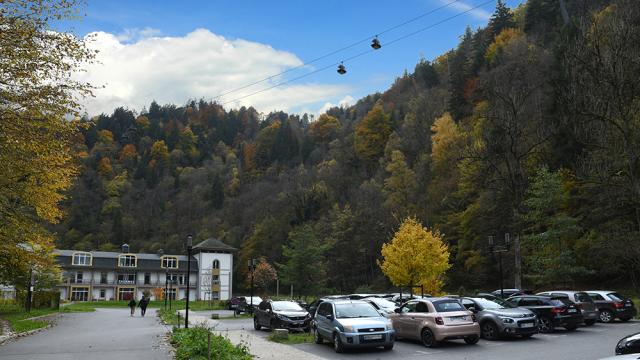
[55,0,640,294]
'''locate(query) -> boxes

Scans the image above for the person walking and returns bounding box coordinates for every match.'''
[128,297,137,317]
[139,295,149,317]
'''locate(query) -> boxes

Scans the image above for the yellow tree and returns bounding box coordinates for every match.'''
[309,114,341,144]
[354,103,392,164]
[379,217,451,295]
[0,0,95,285]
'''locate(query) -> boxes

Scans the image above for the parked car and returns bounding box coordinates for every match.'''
[235,296,263,313]
[227,296,245,310]
[254,300,311,332]
[313,299,395,353]
[536,291,599,326]
[506,295,583,333]
[362,297,398,316]
[461,297,538,340]
[308,296,347,318]
[390,294,431,305]
[491,288,531,298]
[599,355,640,360]
[586,291,637,323]
[388,297,480,348]
[616,332,640,355]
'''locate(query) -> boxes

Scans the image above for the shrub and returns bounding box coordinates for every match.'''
[170,326,252,360]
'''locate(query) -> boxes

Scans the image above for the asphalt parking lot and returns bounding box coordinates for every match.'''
[214,317,640,360]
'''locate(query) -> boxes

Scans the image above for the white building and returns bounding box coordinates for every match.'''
[54,238,236,301]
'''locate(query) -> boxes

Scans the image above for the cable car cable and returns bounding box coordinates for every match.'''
[220,0,495,107]
[212,0,465,101]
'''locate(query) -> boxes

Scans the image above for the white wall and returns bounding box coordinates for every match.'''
[196,252,233,301]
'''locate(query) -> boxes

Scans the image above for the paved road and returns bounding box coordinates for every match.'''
[216,317,640,360]
[0,308,171,360]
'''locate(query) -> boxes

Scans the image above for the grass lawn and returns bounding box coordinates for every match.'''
[268,331,314,344]
[171,326,252,360]
[63,300,226,311]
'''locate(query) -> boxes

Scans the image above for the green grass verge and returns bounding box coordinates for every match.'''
[268,331,314,344]
[62,300,226,311]
[158,308,181,326]
[0,302,96,334]
[171,326,252,360]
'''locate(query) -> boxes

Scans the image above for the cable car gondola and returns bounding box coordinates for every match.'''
[371,37,381,50]
[337,62,346,75]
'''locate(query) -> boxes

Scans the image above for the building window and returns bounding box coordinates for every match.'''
[161,256,178,269]
[212,275,220,285]
[167,274,185,285]
[71,287,89,301]
[117,287,135,301]
[144,273,151,285]
[164,288,177,300]
[212,260,220,269]
[72,252,92,266]
[73,272,83,284]
[117,273,136,285]
[100,289,106,299]
[118,254,137,267]
[100,272,108,284]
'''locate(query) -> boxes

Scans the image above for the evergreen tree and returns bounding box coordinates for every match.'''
[489,0,515,37]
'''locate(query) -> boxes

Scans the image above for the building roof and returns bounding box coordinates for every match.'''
[192,238,237,252]
[54,249,199,272]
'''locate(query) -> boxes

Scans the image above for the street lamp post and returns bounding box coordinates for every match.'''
[185,235,193,329]
[247,259,257,314]
[489,234,510,299]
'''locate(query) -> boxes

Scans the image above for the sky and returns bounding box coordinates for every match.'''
[61,0,525,117]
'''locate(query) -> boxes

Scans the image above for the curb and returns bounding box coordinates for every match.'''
[0,324,52,346]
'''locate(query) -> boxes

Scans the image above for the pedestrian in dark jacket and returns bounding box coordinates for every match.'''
[128,298,137,317]
[139,296,149,317]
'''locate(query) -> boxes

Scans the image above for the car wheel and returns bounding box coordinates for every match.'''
[253,317,261,331]
[314,329,323,344]
[584,319,596,326]
[599,310,614,323]
[620,317,632,322]
[421,328,438,348]
[464,335,479,345]
[565,325,578,331]
[333,333,344,353]
[539,317,554,333]
[384,344,394,351]
[481,321,500,340]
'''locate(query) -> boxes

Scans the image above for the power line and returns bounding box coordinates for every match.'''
[221,0,496,107]
[212,0,465,101]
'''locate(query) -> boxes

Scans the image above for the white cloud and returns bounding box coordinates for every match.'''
[316,95,355,115]
[441,0,492,21]
[77,28,351,116]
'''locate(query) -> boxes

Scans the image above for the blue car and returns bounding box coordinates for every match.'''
[313,299,395,353]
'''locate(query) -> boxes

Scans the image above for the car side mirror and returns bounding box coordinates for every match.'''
[326,314,333,321]
[394,308,401,313]
[468,307,477,313]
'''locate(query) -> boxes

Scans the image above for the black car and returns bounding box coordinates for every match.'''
[507,295,583,333]
[586,291,637,323]
[617,332,640,355]
[253,300,311,332]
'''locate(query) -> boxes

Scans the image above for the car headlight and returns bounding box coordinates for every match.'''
[499,316,514,324]
[385,320,393,331]
[342,324,355,333]
[277,314,289,321]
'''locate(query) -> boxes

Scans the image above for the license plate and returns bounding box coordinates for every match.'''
[450,316,469,322]
[626,303,632,307]
[520,323,534,328]
[568,309,577,313]
[363,334,383,340]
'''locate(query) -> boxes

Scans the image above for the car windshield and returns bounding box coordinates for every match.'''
[366,297,396,309]
[433,300,465,312]
[272,301,303,311]
[335,303,380,318]
[608,293,626,301]
[473,298,506,310]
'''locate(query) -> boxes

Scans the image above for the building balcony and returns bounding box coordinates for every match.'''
[59,279,197,287]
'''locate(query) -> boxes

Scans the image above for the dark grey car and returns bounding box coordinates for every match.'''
[461,297,538,340]
[536,291,599,326]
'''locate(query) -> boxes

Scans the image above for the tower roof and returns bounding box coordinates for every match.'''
[193,238,237,252]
